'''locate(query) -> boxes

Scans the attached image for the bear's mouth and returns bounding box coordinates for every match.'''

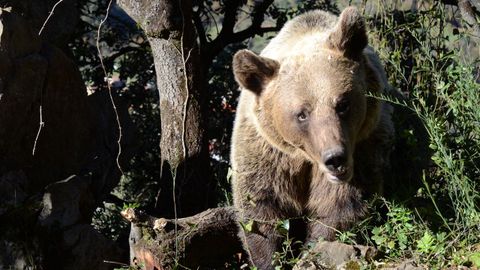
[326,168,352,184]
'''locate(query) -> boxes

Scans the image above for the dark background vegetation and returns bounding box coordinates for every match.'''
[0,0,478,269]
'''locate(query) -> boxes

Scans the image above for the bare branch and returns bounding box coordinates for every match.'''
[218,0,242,36]
[249,0,275,32]
[32,105,45,155]
[193,10,207,50]
[204,0,276,64]
[38,0,64,35]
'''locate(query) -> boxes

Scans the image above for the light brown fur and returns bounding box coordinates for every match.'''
[231,7,394,269]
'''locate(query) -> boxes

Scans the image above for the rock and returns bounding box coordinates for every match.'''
[293,241,378,270]
[61,224,125,270]
[0,4,136,269]
[39,175,93,228]
[37,175,126,269]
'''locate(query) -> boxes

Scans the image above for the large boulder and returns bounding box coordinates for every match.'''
[0,8,94,190]
[0,5,136,269]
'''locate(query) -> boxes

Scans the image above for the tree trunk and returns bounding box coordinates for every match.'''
[117,0,214,218]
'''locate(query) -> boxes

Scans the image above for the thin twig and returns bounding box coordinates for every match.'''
[32,105,45,155]
[33,0,66,154]
[103,260,129,267]
[96,0,124,175]
[38,0,64,36]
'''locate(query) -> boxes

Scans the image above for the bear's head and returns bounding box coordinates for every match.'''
[233,7,383,184]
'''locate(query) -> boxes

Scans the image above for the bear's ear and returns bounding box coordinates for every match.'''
[327,7,368,59]
[232,49,280,95]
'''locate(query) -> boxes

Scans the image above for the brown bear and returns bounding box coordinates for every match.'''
[230,7,394,269]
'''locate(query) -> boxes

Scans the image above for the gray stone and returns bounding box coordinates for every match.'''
[294,241,378,270]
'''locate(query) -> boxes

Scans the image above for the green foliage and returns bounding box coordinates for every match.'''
[370,201,419,257]
[348,1,480,268]
[92,203,129,242]
[337,230,357,245]
[469,252,480,268]
[122,202,140,210]
[416,230,446,256]
[271,219,303,269]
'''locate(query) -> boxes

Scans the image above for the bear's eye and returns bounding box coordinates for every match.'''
[297,110,309,122]
[336,98,350,116]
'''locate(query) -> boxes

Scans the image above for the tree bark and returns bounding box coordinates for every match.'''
[117,0,214,217]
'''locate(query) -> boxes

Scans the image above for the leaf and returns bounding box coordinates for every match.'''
[275,220,289,236]
[417,231,435,253]
[387,240,396,249]
[469,252,480,267]
[282,219,290,231]
[227,167,234,182]
[371,234,385,245]
[371,227,381,235]
[241,220,254,232]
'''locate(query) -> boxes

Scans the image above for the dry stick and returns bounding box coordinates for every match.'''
[96,0,124,175]
[33,0,65,155]
[38,0,64,36]
[32,105,45,155]
[103,260,130,267]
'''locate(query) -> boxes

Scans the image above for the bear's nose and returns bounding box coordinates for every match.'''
[323,149,347,174]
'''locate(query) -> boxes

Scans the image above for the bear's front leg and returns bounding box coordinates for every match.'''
[305,217,337,242]
[305,175,366,244]
[238,217,283,270]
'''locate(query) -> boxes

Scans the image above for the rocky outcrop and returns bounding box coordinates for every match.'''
[0,4,136,270]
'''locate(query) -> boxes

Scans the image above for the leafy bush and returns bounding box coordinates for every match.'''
[340,1,480,268]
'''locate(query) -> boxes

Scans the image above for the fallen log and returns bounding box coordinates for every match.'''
[121,207,245,270]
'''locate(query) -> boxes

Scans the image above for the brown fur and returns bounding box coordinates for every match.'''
[230,7,394,269]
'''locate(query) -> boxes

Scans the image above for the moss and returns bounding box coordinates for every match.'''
[344,260,360,270]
